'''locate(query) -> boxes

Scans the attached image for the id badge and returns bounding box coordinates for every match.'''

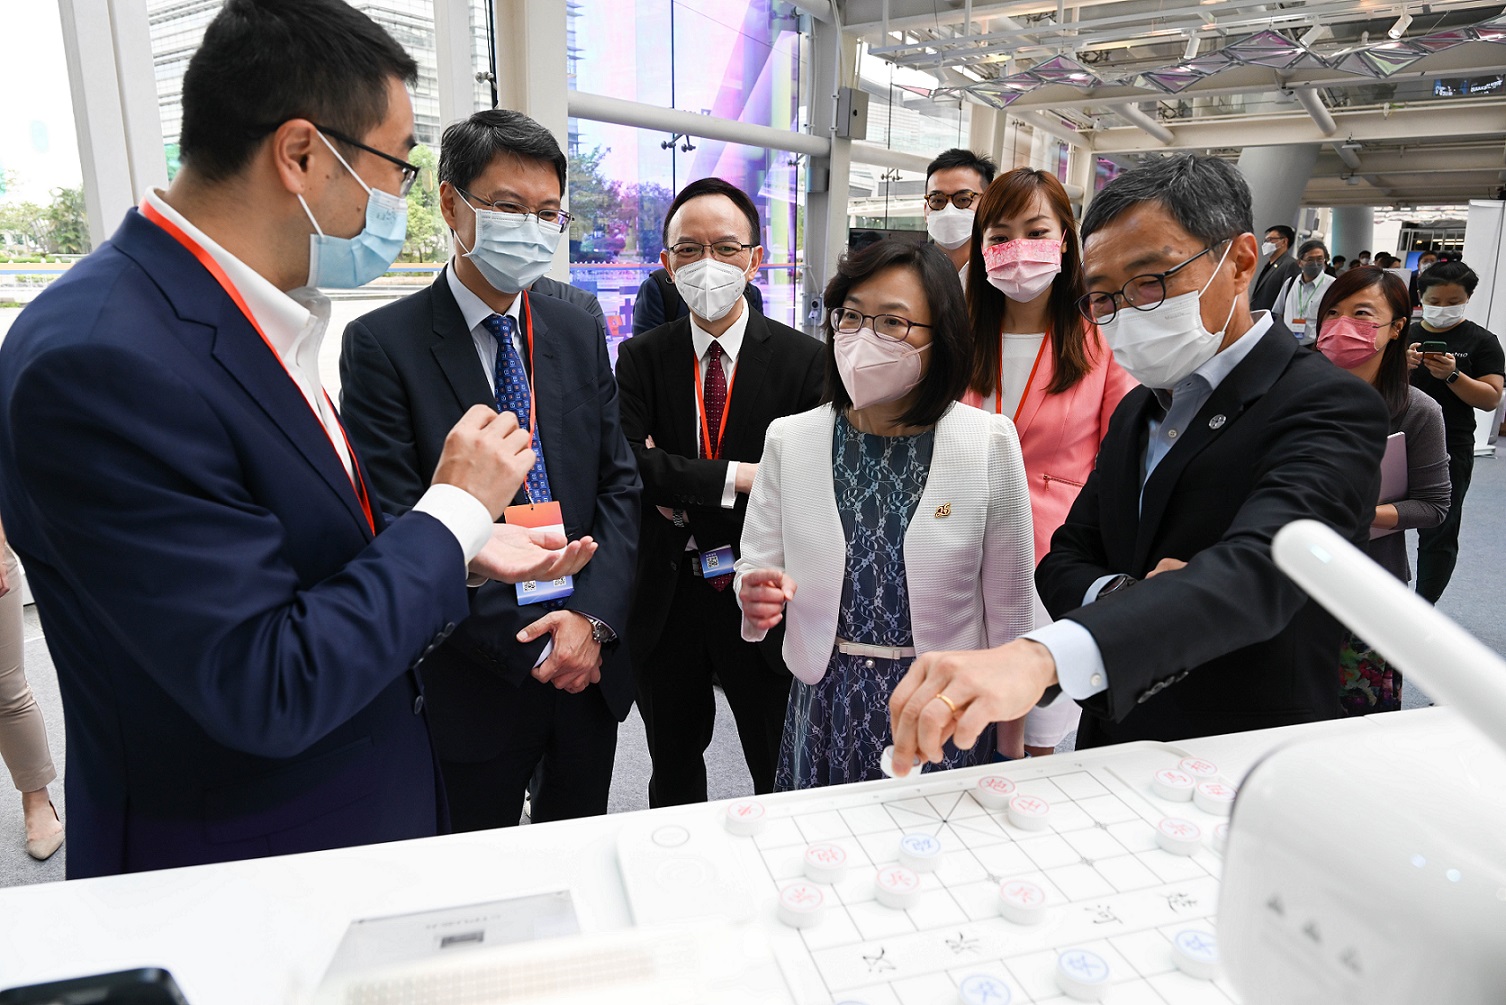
[503,501,575,605]
[698,544,734,578]
[1290,318,1306,339]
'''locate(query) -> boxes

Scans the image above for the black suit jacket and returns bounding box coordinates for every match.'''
[1036,324,1389,746]
[339,269,642,745]
[1250,254,1302,314]
[614,310,823,666]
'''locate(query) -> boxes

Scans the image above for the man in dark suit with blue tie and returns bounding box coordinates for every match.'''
[340,110,641,828]
[0,0,591,878]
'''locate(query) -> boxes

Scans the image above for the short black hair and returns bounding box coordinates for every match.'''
[661,177,762,247]
[1418,259,1479,297]
[1332,255,1347,264]
[1081,154,1252,247]
[439,109,566,195]
[1418,249,1439,259]
[821,240,969,428]
[1266,225,1296,246]
[1357,250,1371,258]
[179,0,418,182]
[925,148,998,189]
[1297,239,1328,259]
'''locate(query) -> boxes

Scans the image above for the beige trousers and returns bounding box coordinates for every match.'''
[0,546,57,792]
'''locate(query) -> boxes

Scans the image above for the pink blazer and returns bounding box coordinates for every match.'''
[963,327,1136,563]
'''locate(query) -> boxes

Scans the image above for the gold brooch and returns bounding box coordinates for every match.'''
[934,502,952,518]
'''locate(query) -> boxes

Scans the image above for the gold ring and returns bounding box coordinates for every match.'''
[934,692,960,715]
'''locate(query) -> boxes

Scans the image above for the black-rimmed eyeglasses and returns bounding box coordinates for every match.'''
[313,123,421,196]
[829,308,931,342]
[1076,243,1226,324]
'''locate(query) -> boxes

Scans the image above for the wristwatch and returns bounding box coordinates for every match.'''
[578,613,617,645]
[1096,574,1137,600]
[1445,370,1461,385]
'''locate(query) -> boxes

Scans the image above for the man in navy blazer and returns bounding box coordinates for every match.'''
[340,110,640,829]
[0,0,590,879]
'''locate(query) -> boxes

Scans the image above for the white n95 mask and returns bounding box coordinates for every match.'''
[672,258,749,322]
[1098,242,1236,389]
[926,204,975,251]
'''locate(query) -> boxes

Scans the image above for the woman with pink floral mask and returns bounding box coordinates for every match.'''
[734,241,1036,790]
[961,169,1136,758]
[1313,266,1450,714]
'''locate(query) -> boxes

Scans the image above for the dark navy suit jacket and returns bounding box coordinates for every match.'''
[0,210,470,878]
[338,271,641,751]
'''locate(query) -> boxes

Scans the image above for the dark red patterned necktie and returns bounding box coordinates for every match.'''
[702,340,732,591]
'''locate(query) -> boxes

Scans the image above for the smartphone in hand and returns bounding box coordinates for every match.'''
[0,968,188,1004]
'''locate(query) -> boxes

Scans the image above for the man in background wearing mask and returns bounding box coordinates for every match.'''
[1249,223,1300,313]
[615,178,823,806]
[886,154,1387,768]
[0,0,589,878]
[1408,249,1438,309]
[924,148,997,279]
[1272,239,1335,345]
[340,109,640,828]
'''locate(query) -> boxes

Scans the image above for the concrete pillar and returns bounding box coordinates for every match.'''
[801,16,857,337]
[1236,143,1318,239]
[491,0,569,276]
[968,107,1000,165]
[1329,205,1376,263]
[58,0,167,249]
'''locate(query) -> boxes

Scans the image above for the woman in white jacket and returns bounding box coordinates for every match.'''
[736,241,1036,790]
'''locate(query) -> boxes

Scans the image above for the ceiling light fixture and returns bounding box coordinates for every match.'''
[1301,24,1331,47]
[1184,34,1201,59]
[1388,7,1413,39]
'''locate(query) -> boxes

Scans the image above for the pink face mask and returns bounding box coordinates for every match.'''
[983,238,1064,302]
[834,327,931,409]
[1317,315,1388,370]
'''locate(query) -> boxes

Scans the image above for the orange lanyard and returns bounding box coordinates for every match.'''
[693,344,738,460]
[995,333,1050,424]
[141,202,376,535]
[514,292,538,445]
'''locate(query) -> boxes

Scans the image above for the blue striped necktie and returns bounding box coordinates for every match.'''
[484,313,552,503]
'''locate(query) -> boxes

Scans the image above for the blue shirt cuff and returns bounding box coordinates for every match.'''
[1023,620,1108,699]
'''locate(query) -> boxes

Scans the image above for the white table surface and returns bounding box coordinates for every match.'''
[0,706,1457,1003]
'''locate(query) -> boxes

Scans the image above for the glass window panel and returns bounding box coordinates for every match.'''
[565,1,807,354]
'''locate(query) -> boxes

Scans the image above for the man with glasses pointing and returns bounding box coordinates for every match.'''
[887,154,1387,770]
[340,109,640,828]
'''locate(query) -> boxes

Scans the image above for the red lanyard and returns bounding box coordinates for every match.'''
[141,201,376,535]
[692,344,738,461]
[995,333,1050,423]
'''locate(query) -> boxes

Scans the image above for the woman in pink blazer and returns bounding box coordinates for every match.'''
[961,169,1136,757]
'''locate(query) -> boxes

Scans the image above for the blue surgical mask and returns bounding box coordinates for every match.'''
[454,196,562,294]
[298,132,408,289]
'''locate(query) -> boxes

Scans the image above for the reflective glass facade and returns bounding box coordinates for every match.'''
[565,0,807,340]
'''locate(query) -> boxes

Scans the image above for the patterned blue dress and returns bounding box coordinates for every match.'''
[775,413,996,790]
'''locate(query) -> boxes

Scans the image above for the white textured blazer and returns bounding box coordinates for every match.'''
[734,403,1037,685]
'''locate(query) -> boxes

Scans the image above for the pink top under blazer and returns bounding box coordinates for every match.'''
[963,325,1137,564]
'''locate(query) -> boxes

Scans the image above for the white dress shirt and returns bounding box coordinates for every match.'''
[446,262,528,392]
[1024,311,1274,700]
[140,192,492,565]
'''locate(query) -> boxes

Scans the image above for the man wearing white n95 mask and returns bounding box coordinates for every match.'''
[923,148,998,279]
[340,109,640,829]
[886,154,1389,773]
[616,178,823,806]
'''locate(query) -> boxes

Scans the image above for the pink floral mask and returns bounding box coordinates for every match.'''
[983,238,1064,302]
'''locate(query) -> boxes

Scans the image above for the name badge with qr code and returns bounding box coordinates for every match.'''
[699,545,734,578]
[502,501,575,605]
